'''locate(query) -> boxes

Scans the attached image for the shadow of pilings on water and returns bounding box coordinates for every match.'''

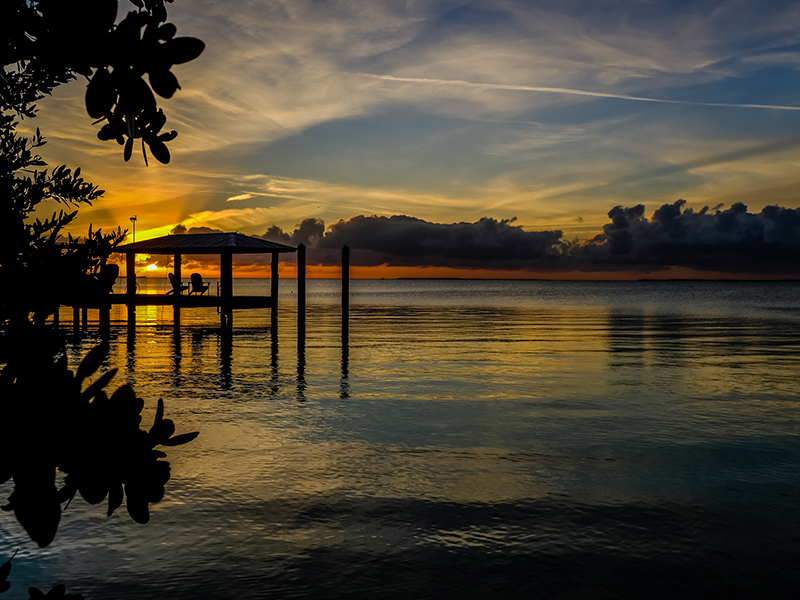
[172,327,182,387]
[340,316,350,400]
[297,333,306,402]
[220,329,232,390]
[270,322,280,395]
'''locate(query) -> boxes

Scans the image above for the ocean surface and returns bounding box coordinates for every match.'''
[3,279,800,599]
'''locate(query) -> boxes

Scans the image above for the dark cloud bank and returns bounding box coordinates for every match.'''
[174,201,800,275]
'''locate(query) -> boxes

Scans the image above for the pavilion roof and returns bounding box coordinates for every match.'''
[115,233,296,255]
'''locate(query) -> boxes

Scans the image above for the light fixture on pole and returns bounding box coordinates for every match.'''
[130,215,137,243]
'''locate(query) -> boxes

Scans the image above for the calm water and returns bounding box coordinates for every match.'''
[3,280,800,599]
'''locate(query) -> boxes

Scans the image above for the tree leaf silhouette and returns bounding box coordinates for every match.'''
[154,398,164,425]
[27,583,84,599]
[146,137,170,164]
[80,368,117,401]
[6,469,60,548]
[85,69,116,119]
[157,23,177,40]
[163,37,205,64]
[161,431,200,446]
[107,483,123,517]
[75,343,107,383]
[148,69,180,99]
[125,490,150,524]
[0,549,18,594]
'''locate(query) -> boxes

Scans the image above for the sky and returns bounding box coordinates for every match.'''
[26,0,800,278]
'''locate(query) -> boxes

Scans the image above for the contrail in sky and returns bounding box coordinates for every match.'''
[358,73,800,111]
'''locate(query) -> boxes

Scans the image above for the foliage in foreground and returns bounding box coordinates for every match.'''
[3,0,204,165]
[1,341,198,547]
[1,0,206,596]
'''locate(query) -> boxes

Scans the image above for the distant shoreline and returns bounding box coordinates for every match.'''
[133,276,800,282]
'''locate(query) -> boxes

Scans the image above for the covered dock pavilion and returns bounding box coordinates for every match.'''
[113,232,299,330]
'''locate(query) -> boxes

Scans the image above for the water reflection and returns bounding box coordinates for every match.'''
[220,330,232,390]
[340,336,350,400]
[297,332,306,402]
[271,324,280,396]
[171,329,182,387]
[50,281,800,600]
[64,292,800,407]
[607,309,646,369]
[125,331,135,376]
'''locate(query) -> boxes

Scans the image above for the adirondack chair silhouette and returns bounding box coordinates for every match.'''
[167,272,188,295]
[189,273,210,295]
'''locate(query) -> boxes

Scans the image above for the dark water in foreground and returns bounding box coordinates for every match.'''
[3,280,800,599]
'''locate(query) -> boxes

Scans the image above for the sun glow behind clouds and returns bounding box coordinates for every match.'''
[24,0,800,279]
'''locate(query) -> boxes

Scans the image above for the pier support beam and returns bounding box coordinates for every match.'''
[297,243,306,341]
[173,252,182,329]
[126,252,136,331]
[220,251,233,330]
[342,244,349,344]
[271,252,279,330]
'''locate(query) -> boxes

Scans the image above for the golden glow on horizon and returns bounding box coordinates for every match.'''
[110,260,797,281]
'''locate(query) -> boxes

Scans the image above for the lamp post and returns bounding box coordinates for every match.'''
[130,215,137,243]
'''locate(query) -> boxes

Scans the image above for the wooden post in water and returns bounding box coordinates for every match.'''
[81,307,88,331]
[271,252,279,330]
[126,251,136,331]
[297,243,306,339]
[72,306,80,337]
[173,252,182,329]
[220,251,233,330]
[342,245,349,342]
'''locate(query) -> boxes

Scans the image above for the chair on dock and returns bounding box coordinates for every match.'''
[189,273,210,295]
[167,272,189,295]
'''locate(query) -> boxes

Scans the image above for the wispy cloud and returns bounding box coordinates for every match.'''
[536,135,800,201]
[226,193,255,202]
[356,73,800,111]
[742,52,800,68]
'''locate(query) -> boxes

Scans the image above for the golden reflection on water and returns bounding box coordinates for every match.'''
[26,281,800,599]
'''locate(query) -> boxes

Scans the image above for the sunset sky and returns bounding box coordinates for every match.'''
[27,0,800,277]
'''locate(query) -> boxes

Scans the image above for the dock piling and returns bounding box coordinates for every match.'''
[271,251,279,331]
[173,252,182,328]
[342,244,349,342]
[220,251,233,330]
[126,252,136,331]
[297,243,306,340]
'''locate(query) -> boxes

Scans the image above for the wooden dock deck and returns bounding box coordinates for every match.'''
[107,294,275,309]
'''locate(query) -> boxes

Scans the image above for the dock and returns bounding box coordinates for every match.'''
[115,232,297,331]
[52,232,303,335]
